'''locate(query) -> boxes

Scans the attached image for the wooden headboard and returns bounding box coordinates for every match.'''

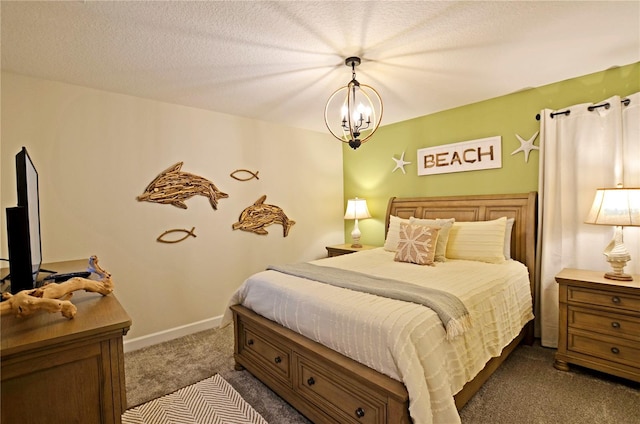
[385,192,538,290]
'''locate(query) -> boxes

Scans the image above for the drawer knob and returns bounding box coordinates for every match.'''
[611,321,621,329]
[247,339,254,346]
[611,347,620,354]
[355,407,366,418]
[611,296,621,304]
[307,377,315,386]
[274,356,282,364]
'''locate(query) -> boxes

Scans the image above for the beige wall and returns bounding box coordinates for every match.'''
[1,72,344,340]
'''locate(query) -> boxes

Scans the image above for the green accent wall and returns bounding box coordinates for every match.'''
[343,62,640,247]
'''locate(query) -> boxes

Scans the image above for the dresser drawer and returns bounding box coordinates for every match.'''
[568,330,640,368]
[568,306,640,341]
[568,286,640,312]
[240,328,291,384]
[295,356,386,424]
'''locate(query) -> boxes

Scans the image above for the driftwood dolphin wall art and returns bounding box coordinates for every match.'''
[137,162,229,210]
[232,195,296,237]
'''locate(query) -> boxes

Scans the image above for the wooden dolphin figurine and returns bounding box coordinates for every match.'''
[137,162,228,210]
[232,195,296,237]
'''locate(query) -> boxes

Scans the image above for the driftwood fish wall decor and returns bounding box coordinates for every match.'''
[230,169,259,181]
[157,227,197,243]
[137,162,228,210]
[232,195,296,237]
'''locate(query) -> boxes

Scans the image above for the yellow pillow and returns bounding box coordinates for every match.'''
[394,223,440,266]
[446,217,507,264]
[409,217,455,262]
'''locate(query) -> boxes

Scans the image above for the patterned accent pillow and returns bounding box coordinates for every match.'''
[394,223,440,266]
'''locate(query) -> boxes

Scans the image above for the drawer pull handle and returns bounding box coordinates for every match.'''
[307,377,315,386]
[611,347,620,354]
[355,407,366,418]
[247,339,254,346]
[274,356,282,364]
[611,296,621,304]
[611,321,621,329]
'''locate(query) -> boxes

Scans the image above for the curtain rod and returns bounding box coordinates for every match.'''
[535,98,631,121]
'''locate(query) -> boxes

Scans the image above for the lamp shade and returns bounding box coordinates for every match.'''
[344,198,371,220]
[585,187,640,227]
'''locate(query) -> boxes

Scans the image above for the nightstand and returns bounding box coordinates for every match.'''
[554,268,640,383]
[325,243,377,257]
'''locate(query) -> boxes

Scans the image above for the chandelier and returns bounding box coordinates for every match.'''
[324,57,383,150]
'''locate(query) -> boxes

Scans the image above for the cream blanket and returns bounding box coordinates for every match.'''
[267,262,471,340]
[222,248,533,424]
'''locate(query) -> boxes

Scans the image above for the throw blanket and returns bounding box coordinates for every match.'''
[267,262,471,340]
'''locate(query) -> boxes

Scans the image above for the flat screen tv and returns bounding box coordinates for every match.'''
[6,147,43,294]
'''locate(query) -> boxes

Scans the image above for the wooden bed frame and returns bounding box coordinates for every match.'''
[232,192,537,424]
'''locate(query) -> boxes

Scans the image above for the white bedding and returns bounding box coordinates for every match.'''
[222,248,533,424]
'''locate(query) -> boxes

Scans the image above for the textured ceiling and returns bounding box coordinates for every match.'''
[2,1,639,133]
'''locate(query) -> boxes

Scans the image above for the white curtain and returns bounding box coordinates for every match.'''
[537,92,639,348]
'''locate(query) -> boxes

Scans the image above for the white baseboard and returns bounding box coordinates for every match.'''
[123,315,223,353]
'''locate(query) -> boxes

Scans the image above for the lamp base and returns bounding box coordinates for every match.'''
[602,226,633,281]
[350,219,363,250]
[604,271,633,281]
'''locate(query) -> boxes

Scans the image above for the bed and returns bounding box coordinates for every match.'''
[224,192,537,424]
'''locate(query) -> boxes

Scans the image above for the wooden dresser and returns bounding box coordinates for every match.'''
[1,261,131,424]
[554,268,640,382]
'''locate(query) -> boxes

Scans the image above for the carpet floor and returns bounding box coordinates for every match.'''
[125,325,640,423]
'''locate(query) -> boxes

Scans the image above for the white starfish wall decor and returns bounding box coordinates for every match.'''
[392,152,411,174]
[511,131,539,163]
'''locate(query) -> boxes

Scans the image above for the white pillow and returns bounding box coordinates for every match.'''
[409,217,455,262]
[446,217,507,264]
[504,217,515,259]
[384,215,411,251]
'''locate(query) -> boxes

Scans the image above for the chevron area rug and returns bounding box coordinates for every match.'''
[122,374,267,424]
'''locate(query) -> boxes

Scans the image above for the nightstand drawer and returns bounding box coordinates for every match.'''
[568,306,640,341]
[568,286,640,312]
[569,330,640,368]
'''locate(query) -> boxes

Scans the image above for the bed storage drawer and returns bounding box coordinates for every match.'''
[296,356,386,424]
[237,324,292,386]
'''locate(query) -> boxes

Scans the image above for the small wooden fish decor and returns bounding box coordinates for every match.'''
[157,227,197,244]
[232,195,296,237]
[230,169,260,181]
[137,162,229,210]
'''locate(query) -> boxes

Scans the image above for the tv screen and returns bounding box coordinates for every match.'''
[6,147,42,294]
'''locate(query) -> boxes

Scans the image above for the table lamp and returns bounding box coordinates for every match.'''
[344,197,371,248]
[585,186,640,281]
